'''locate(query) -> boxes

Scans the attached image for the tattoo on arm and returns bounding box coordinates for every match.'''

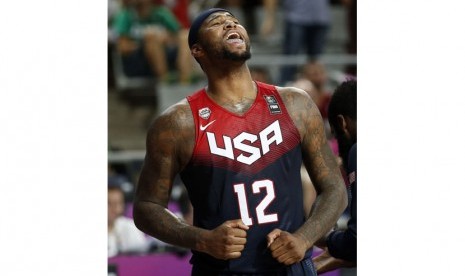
[299,100,347,247]
[279,87,347,248]
[133,102,205,250]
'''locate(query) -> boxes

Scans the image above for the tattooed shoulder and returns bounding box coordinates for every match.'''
[147,99,195,169]
[277,86,318,138]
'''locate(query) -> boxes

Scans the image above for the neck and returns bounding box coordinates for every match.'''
[206,62,255,95]
[204,65,257,114]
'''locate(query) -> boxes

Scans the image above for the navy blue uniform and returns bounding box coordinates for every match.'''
[180,82,315,275]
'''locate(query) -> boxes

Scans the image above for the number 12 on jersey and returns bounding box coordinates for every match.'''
[233,179,278,226]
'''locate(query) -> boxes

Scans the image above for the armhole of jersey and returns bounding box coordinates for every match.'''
[256,81,303,142]
[185,90,204,165]
[186,94,199,142]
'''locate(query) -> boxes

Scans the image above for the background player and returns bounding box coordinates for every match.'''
[312,79,357,273]
[133,8,347,275]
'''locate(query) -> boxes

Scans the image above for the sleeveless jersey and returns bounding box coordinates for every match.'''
[180,81,309,273]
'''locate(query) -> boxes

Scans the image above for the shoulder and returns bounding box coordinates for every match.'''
[146,99,195,164]
[275,86,321,136]
[275,86,314,110]
[276,87,324,142]
[147,99,194,142]
[348,143,357,170]
[349,143,357,155]
[159,98,193,122]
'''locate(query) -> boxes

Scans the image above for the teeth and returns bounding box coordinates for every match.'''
[227,32,240,39]
[227,38,243,43]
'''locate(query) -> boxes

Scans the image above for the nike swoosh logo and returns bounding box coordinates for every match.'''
[200,120,216,131]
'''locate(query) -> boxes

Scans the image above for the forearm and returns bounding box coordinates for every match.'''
[133,200,207,251]
[294,183,347,249]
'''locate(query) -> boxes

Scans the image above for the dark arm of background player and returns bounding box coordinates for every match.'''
[326,145,357,262]
[326,186,356,262]
[133,106,206,251]
[293,93,348,248]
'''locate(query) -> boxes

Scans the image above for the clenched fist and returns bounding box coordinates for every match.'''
[267,229,309,265]
[200,219,249,260]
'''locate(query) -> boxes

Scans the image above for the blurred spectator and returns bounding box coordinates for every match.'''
[157,0,196,83]
[218,0,263,35]
[290,62,342,155]
[156,0,190,29]
[112,0,192,83]
[300,61,332,120]
[108,0,122,30]
[342,0,356,76]
[261,0,331,85]
[288,62,332,133]
[250,66,272,83]
[108,184,149,257]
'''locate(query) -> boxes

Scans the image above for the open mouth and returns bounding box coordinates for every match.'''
[226,32,244,44]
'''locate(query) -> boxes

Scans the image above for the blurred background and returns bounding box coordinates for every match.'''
[107,0,356,275]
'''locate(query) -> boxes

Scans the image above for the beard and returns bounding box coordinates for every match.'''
[222,44,251,61]
[336,132,355,170]
[202,39,252,61]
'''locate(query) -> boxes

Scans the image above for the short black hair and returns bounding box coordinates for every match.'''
[327,79,357,128]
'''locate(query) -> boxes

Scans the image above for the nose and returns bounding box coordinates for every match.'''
[224,20,236,29]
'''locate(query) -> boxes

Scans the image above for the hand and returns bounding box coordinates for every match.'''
[267,229,309,265]
[117,38,138,54]
[201,219,249,260]
[312,248,356,274]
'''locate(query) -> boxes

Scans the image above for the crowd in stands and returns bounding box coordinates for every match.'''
[108,0,356,87]
[109,0,193,84]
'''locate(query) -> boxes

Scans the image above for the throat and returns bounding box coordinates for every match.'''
[222,97,255,115]
[206,81,258,115]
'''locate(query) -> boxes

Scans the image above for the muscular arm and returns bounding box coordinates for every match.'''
[133,102,249,260]
[133,102,204,250]
[280,87,348,249]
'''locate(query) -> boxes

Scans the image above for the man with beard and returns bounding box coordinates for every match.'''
[133,8,347,275]
[312,80,357,273]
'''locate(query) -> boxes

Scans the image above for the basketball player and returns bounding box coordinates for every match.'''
[133,8,347,275]
[312,80,357,273]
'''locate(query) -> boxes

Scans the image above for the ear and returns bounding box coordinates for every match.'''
[191,44,203,58]
[336,114,349,135]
